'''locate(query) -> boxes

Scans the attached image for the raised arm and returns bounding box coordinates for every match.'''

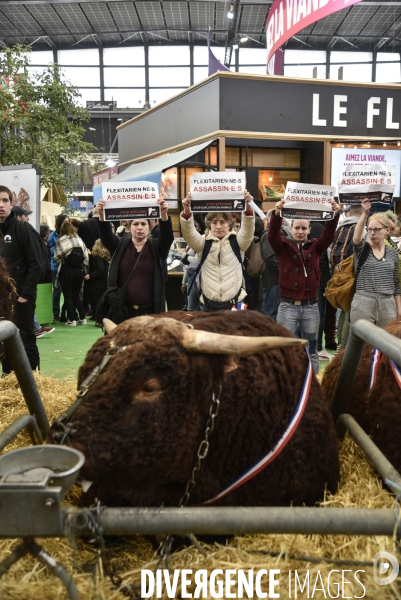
[353,199,370,245]
[96,199,120,255]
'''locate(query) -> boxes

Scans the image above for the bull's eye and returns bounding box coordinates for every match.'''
[133,379,161,402]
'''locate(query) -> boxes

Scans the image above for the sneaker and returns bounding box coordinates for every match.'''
[53,315,60,322]
[35,326,55,338]
[65,320,77,327]
[318,349,332,360]
[77,318,87,325]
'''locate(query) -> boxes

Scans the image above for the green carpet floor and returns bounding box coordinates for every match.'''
[37,320,104,380]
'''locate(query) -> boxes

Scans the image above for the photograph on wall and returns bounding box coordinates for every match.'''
[102,180,159,221]
[338,163,396,204]
[281,182,336,220]
[190,172,246,212]
[0,165,40,230]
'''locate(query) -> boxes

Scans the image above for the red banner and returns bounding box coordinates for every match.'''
[266,0,363,72]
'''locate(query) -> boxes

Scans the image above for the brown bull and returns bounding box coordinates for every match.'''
[322,319,401,472]
[49,311,339,508]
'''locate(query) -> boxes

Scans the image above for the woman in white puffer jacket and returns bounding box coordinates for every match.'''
[180,191,255,311]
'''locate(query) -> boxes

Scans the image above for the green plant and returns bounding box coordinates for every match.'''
[0,45,96,190]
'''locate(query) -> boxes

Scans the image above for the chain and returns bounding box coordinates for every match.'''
[157,386,222,574]
[178,385,221,508]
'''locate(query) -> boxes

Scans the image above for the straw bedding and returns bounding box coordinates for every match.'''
[0,373,400,599]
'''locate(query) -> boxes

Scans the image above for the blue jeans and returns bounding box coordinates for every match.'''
[52,270,61,318]
[33,313,40,333]
[187,274,201,311]
[277,302,320,375]
[262,284,280,319]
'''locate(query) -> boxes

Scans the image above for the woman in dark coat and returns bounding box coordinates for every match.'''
[84,239,110,326]
[96,197,174,322]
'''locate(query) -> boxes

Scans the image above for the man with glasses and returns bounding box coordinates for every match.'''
[268,197,340,374]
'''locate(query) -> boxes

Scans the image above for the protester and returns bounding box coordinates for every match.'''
[268,197,340,374]
[48,214,69,321]
[181,214,205,311]
[116,220,132,239]
[54,221,89,327]
[330,205,366,350]
[260,209,280,319]
[149,218,160,238]
[84,239,110,326]
[180,191,255,311]
[351,199,401,328]
[0,185,44,373]
[96,195,173,321]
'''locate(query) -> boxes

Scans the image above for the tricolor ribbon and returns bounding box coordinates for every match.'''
[370,348,401,390]
[203,348,313,505]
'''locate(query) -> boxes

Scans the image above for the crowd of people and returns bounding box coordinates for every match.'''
[1,179,401,377]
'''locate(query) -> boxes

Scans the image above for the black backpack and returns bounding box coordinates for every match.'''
[64,246,84,268]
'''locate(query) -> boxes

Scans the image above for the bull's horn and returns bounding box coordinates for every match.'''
[103,318,117,335]
[181,328,306,355]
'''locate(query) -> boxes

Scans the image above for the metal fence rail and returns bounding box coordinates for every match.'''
[0,321,50,440]
[331,319,401,423]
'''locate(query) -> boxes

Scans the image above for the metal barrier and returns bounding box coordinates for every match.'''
[0,320,50,444]
[1,318,401,599]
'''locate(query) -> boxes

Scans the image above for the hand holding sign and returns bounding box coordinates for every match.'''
[361,198,371,217]
[182,192,192,216]
[97,199,106,222]
[158,190,169,221]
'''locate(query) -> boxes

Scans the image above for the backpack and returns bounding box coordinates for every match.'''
[64,246,84,268]
[244,237,266,277]
[330,224,356,268]
[325,243,370,312]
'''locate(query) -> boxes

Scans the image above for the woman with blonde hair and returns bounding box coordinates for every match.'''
[180,192,255,311]
[351,200,401,329]
[84,239,110,326]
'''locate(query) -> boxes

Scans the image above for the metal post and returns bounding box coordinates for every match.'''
[0,415,43,452]
[331,326,365,423]
[62,507,399,538]
[338,414,401,495]
[0,321,50,438]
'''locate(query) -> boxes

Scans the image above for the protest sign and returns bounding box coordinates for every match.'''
[281,182,336,220]
[102,181,159,221]
[338,163,396,204]
[190,172,246,212]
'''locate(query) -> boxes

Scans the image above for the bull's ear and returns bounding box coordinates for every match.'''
[224,357,239,373]
[103,318,117,335]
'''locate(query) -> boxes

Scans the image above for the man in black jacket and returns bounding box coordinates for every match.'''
[0,185,44,374]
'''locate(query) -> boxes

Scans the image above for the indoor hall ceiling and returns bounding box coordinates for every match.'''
[0,0,400,54]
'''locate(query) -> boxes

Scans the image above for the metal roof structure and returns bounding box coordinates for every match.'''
[0,0,400,58]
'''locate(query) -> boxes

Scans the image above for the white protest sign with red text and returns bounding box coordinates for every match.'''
[338,164,396,204]
[281,181,336,221]
[190,172,246,212]
[266,0,363,72]
[102,181,160,221]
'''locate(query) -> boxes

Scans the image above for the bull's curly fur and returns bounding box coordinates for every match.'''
[50,311,339,508]
[0,257,17,358]
[322,319,401,472]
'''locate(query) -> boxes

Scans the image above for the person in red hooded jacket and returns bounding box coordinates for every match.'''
[268,197,340,374]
